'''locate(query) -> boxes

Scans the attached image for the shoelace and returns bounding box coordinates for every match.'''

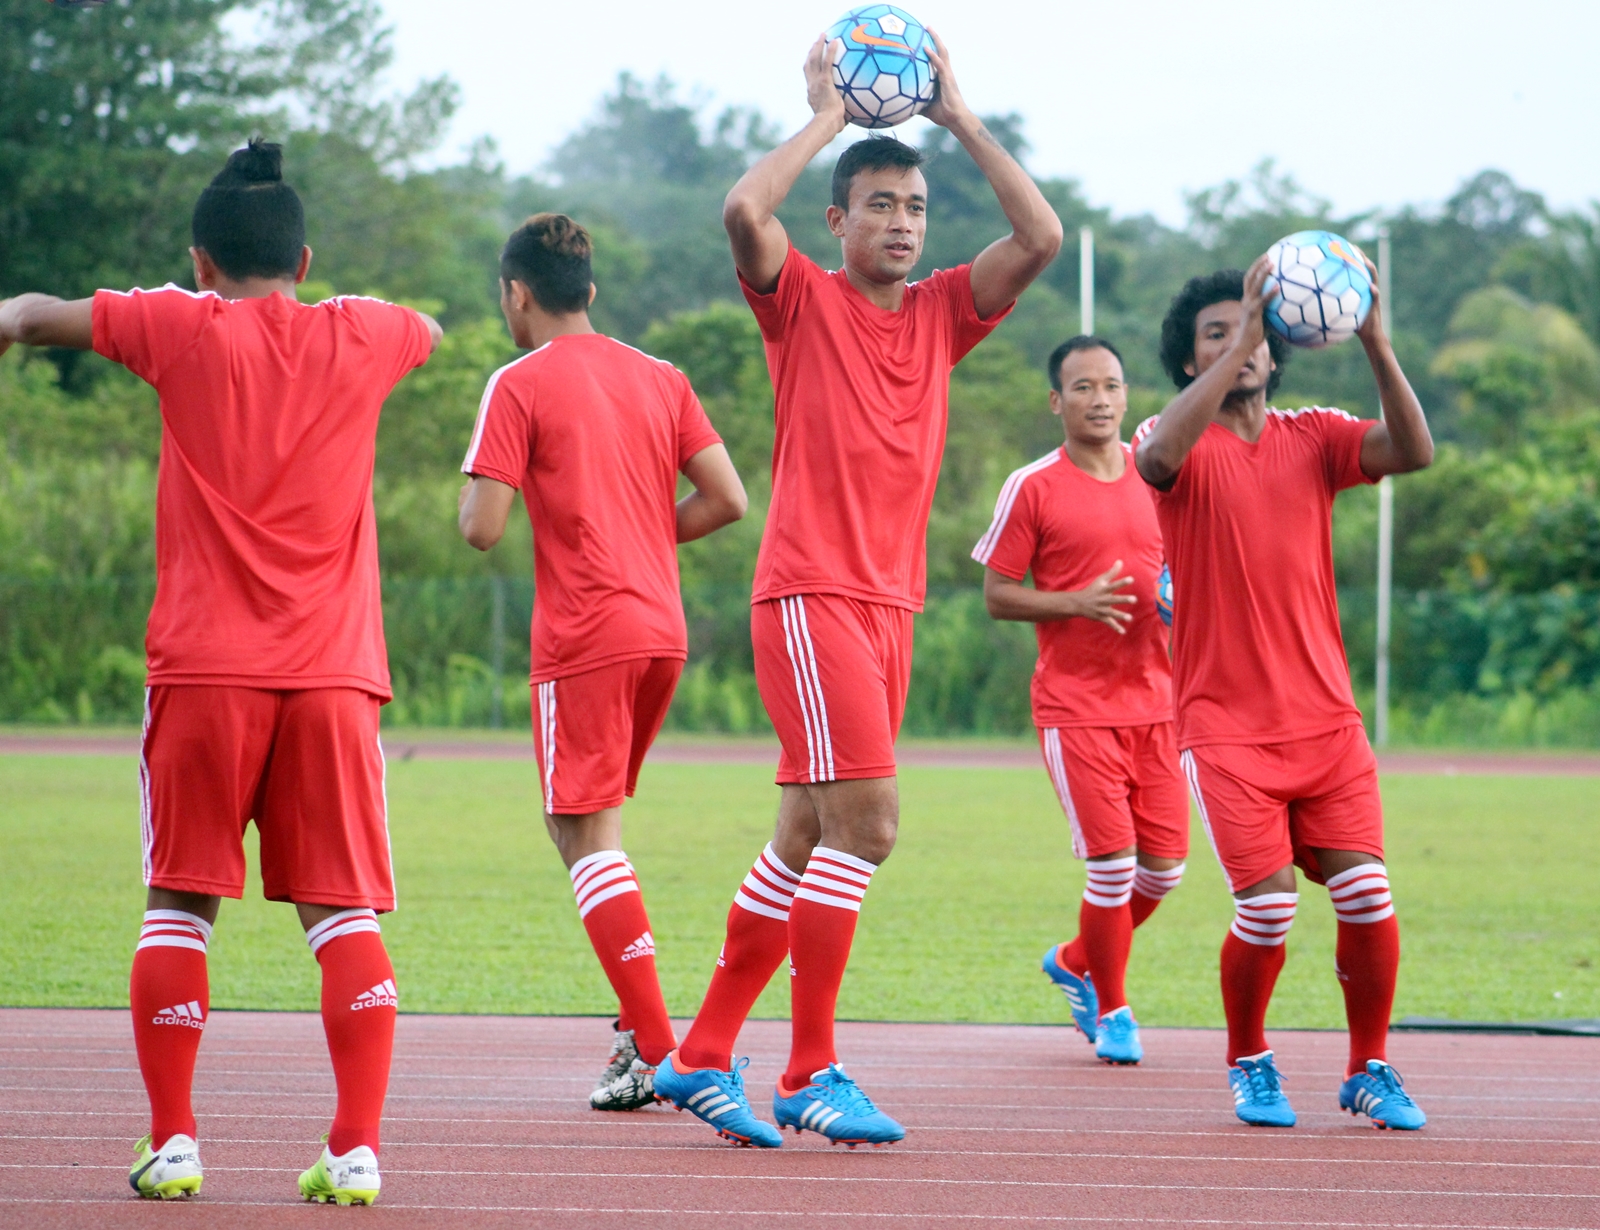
[1242,1060,1286,1100]
[1370,1064,1416,1105]
[816,1065,878,1115]
[718,1056,751,1105]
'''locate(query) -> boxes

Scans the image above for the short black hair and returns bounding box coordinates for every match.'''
[1159,269,1288,396]
[191,139,305,280]
[1048,335,1124,392]
[501,213,593,315]
[831,136,926,211]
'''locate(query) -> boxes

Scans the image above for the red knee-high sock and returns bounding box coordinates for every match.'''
[130,911,212,1144]
[1327,864,1400,1076]
[1220,893,1299,1066]
[784,847,876,1090]
[679,844,800,1071]
[1130,863,1185,928]
[569,851,677,1066]
[1078,857,1137,1016]
[307,910,396,1156]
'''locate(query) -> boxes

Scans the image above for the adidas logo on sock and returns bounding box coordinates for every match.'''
[351,979,398,1011]
[152,1001,205,1029]
[620,932,655,962]
[715,943,727,969]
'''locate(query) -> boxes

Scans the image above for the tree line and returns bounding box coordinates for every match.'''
[5,0,1600,742]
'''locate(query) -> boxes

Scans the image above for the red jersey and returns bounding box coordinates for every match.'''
[92,286,433,698]
[461,333,722,682]
[1135,408,1375,747]
[741,246,1009,611]
[973,443,1172,728]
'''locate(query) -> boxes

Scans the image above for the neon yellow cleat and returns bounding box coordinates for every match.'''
[298,1142,381,1206]
[129,1132,203,1199]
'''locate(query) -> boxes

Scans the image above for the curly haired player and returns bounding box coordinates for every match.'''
[0,140,442,1201]
[1135,255,1432,1130]
[652,30,1062,1148]
[974,336,1188,1066]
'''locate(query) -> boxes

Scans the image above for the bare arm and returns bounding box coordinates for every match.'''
[419,313,444,354]
[677,443,748,543]
[1135,254,1273,490]
[982,563,1135,634]
[0,295,94,354]
[924,33,1063,319]
[722,36,846,294]
[1352,253,1432,477]
[458,476,517,551]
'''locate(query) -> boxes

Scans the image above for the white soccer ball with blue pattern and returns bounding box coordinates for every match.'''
[825,5,936,129]
[1263,230,1373,348]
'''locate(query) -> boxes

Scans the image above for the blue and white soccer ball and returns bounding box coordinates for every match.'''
[1156,564,1174,628]
[1263,230,1373,348]
[825,5,936,129]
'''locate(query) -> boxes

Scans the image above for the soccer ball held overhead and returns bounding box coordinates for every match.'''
[826,5,937,130]
[1262,230,1372,348]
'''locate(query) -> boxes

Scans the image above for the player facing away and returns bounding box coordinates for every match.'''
[457,214,747,1112]
[1134,256,1433,1129]
[972,336,1189,1066]
[0,141,442,1201]
[652,32,1063,1148]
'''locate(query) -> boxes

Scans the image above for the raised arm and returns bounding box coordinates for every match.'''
[677,443,748,542]
[722,36,847,294]
[1135,254,1273,489]
[1353,254,1433,477]
[923,33,1063,320]
[0,295,94,356]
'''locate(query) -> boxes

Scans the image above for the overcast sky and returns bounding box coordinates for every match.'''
[379,0,1599,226]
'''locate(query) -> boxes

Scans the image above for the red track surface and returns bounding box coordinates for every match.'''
[3,1009,1596,1228]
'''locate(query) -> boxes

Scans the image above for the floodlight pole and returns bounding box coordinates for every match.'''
[1079,226,1094,335]
[1374,228,1394,747]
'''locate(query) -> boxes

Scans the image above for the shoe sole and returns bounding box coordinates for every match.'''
[305,1191,379,1206]
[1097,1055,1142,1065]
[781,1124,899,1148]
[136,1177,202,1200]
[1344,1105,1424,1131]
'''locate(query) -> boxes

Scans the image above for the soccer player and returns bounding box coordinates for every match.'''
[1135,257,1432,1129]
[457,213,747,1113]
[0,140,441,1201]
[652,32,1062,1147]
[972,336,1188,1066]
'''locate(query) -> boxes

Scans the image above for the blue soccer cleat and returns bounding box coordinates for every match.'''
[1041,945,1099,1043]
[773,1064,905,1147]
[1340,1060,1427,1130]
[653,1053,782,1148]
[1095,1005,1143,1065]
[1229,1051,1296,1127]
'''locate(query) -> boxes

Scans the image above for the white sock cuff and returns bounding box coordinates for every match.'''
[570,850,638,920]
[794,846,877,913]
[1133,863,1185,900]
[305,908,380,955]
[1326,862,1394,924]
[734,843,804,921]
[1230,892,1299,947]
[1083,856,1138,908]
[137,910,212,953]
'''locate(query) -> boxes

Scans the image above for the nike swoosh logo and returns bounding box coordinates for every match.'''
[850,24,912,51]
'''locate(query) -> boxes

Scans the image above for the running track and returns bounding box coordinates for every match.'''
[3,1008,1596,1228]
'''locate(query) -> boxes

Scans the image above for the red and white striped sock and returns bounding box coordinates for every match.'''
[1221,892,1298,1066]
[784,847,876,1090]
[130,911,212,1145]
[680,844,802,1071]
[1130,862,1185,927]
[1327,863,1400,1076]
[306,910,395,1156]
[569,851,677,1066]
[1076,856,1136,1016]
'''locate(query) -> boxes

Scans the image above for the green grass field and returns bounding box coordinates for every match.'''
[2,753,1596,1027]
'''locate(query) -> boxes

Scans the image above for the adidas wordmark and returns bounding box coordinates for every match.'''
[153,1001,205,1029]
[351,979,398,1011]
[620,933,655,962]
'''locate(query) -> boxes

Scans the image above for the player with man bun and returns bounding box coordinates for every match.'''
[1135,256,1433,1129]
[974,335,1188,1066]
[0,139,442,1201]
[652,30,1062,1147]
[458,214,747,1113]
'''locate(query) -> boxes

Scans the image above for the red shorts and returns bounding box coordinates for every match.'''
[1039,722,1191,860]
[752,594,914,785]
[139,685,393,909]
[533,657,682,814]
[1180,724,1384,893]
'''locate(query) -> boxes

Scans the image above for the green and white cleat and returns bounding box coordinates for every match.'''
[129,1132,203,1199]
[298,1142,381,1206]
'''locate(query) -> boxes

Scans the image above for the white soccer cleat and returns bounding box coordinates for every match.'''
[298,1142,381,1206]
[129,1132,203,1199]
